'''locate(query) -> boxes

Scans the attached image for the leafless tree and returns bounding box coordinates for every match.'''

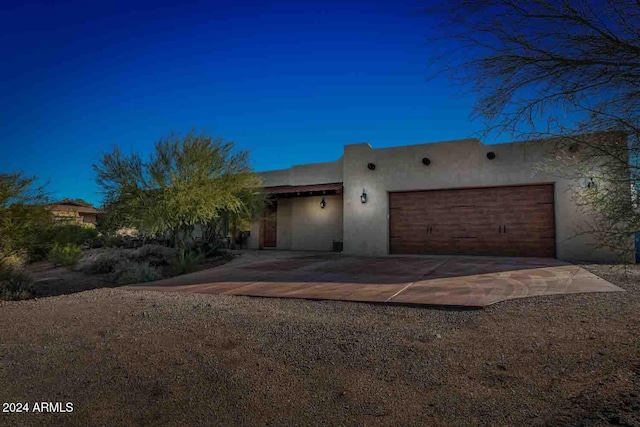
[428,0,640,260]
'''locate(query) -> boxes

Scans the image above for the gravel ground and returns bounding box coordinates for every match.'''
[1,264,639,426]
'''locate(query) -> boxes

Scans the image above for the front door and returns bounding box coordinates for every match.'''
[262,202,277,248]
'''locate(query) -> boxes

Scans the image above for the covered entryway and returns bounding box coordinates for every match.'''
[259,182,344,251]
[389,184,555,257]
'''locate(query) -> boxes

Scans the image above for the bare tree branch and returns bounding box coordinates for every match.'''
[427,0,640,260]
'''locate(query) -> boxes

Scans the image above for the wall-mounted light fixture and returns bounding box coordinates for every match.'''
[360,189,367,204]
[486,151,496,160]
[587,177,597,189]
[367,162,376,170]
[320,197,326,208]
[422,157,431,166]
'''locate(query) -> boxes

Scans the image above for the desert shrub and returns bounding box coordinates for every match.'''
[86,234,105,249]
[76,249,128,274]
[131,244,176,266]
[103,235,141,249]
[0,205,56,262]
[0,260,33,300]
[110,260,162,285]
[0,250,28,269]
[48,243,82,267]
[197,240,227,258]
[51,224,99,247]
[102,236,118,248]
[170,250,204,275]
[77,244,177,274]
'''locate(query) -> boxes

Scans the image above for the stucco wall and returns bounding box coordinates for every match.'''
[290,195,343,251]
[247,221,260,249]
[341,137,627,262]
[259,158,343,187]
[81,213,98,226]
[276,199,293,250]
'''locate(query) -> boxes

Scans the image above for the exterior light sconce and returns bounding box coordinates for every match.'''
[486,151,496,160]
[367,162,376,171]
[587,177,597,189]
[320,197,327,209]
[422,157,431,166]
[360,189,367,204]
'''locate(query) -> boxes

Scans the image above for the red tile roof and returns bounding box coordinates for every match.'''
[263,182,343,196]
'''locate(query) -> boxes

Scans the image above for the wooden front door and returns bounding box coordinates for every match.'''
[262,202,277,248]
[389,184,555,257]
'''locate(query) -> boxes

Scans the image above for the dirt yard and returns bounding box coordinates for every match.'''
[0,264,639,426]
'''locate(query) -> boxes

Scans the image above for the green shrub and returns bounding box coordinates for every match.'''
[198,240,226,258]
[0,204,56,262]
[170,250,204,275]
[0,261,33,300]
[111,260,162,285]
[51,224,99,247]
[48,243,82,267]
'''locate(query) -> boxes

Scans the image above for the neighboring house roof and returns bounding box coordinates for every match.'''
[56,199,91,207]
[47,199,102,214]
[264,182,343,197]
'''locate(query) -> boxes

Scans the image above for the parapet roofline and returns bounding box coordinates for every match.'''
[262,182,343,197]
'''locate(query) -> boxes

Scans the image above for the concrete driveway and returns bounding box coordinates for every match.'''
[129,251,623,307]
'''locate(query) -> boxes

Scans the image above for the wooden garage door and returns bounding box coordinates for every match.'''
[389,184,555,257]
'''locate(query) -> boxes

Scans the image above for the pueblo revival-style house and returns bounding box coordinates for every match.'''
[47,199,102,227]
[247,135,629,263]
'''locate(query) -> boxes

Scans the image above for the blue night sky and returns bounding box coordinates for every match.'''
[0,0,489,206]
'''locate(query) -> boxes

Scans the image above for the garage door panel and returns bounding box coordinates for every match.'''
[389,184,555,257]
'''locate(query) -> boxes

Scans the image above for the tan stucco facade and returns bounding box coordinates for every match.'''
[48,203,100,227]
[250,137,629,262]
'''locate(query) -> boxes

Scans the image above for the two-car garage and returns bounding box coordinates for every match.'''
[389,184,556,257]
